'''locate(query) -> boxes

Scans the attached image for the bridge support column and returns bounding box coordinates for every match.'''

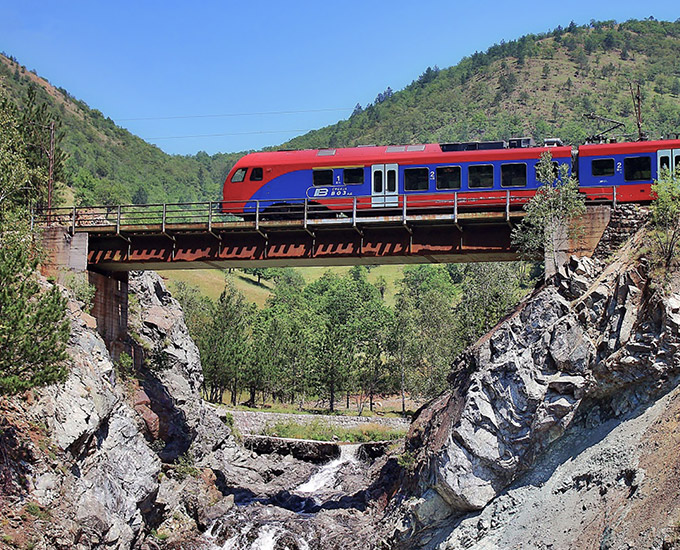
[88,270,129,361]
[40,226,129,359]
[545,205,612,277]
[40,226,88,280]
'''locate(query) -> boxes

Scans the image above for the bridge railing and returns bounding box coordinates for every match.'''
[32,201,239,233]
[33,187,618,232]
[238,190,539,226]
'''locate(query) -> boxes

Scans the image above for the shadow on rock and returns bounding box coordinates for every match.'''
[139,367,193,462]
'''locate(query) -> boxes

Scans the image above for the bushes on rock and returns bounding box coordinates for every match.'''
[649,168,680,268]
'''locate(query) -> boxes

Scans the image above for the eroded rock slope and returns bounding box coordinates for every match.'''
[388,232,680,549]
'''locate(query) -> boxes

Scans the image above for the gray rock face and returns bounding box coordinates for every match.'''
[128,271,235,460]
[28,289,161,549]
[70,407,160,548]
[15,271,243,549]
[399,251,680,542]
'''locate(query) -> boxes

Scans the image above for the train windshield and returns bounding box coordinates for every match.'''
[231,168,247,183]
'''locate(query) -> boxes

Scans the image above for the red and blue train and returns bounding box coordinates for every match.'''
[221,137,680,217]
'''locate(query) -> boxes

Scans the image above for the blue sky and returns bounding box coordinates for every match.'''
[1,1,677,156]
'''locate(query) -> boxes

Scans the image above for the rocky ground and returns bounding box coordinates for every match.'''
[432,383,680,549]
[0,271,399,550]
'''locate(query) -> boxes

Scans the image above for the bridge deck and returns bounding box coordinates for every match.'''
[35,195,612,271]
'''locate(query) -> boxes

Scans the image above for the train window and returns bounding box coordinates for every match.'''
[231,168,247,183]
[313,169,333,186]
[250,167,263,181]
[387,170,396,192]
[436,166,461,190]
[404,168,429,191]
[592,158,615,177]
[624,156,652,181]
[373,171,383,193]
[344,168,364,185]
[468,165,494,188]
[501,163,527,187]
[660,155,671,172]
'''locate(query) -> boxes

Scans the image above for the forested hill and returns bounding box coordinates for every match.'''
[2,19,680,207]
[0,53,243,206]
[281,19,680,150]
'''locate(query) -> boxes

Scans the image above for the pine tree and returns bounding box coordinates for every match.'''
[0,92,69,395]
[0,242,69,395]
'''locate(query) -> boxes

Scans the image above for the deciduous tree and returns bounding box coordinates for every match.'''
[511,151,586,274]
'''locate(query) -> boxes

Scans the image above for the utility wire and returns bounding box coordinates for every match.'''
[120,107,352,122]
[146,129,316,140]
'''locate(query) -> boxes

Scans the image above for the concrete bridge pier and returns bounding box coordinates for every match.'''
[41,226,128,360]
[546,205,612,278]
[88,269,129,361]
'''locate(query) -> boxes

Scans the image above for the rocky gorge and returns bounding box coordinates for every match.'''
[1,205,679,549]
[0,270,395,549]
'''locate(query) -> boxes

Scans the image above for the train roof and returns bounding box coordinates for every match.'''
[237,143,572,168]
[579,138,680,157]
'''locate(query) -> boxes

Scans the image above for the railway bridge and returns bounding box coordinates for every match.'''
[36,192,613,356]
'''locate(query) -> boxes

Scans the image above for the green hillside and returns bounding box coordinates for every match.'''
[2,19,679,211]
[281,19,680,150]
[0,54,242,207]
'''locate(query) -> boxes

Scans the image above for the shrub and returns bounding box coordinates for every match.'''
[173,453,199,481]
[115,352,134,379]
[24,502,50,521]
[649,168,680,268]
[150,529,169,541]
[63,272,96,313]
[397,451,417,471]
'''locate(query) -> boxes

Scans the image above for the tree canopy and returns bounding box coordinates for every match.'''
[176,262,538,411]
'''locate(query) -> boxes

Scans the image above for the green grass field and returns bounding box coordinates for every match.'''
[162,264,407,307]
[261,419,407,442]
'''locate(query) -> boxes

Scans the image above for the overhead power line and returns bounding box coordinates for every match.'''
[120,107,352,122]
[146,129,317,140]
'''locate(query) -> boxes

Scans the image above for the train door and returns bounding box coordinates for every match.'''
[658,148,680,177]
[371,164,399,207]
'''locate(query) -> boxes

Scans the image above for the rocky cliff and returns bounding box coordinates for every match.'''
[0,271,247,549]
[0,270,358,549]
[387,224,680,549]
[0,276,162,549]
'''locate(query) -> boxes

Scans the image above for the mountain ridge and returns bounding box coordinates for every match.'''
[281,19,680,151]
[2,18,680,207]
